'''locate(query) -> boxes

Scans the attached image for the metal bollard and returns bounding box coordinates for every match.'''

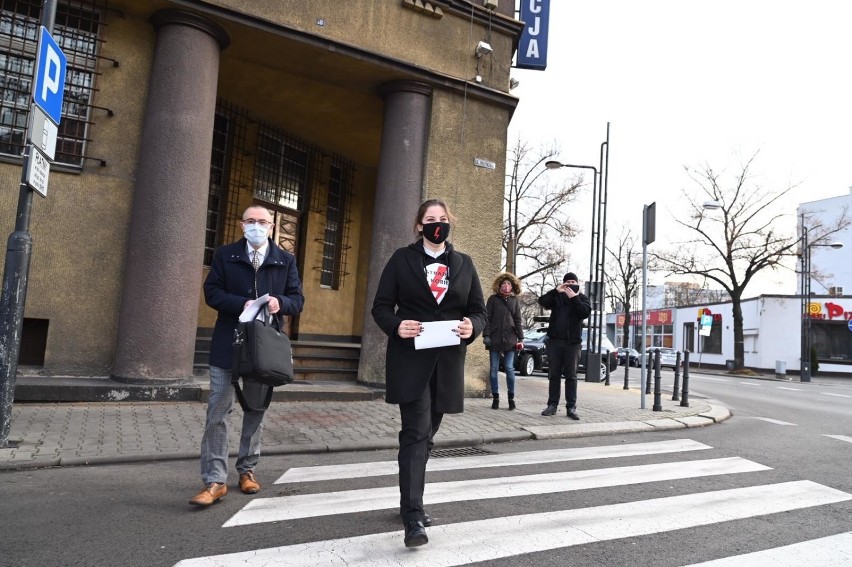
[604,356,611,386]
[623,355,630,390]
[645,350,654,395]
[680,350,690,407]
[671,351,681,401]
[653,348,662,411]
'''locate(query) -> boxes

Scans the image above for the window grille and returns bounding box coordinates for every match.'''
[254,128,310,212]
[205,101,248,266]
[319,161,353,289]
[0,0,104,168]
[205,101,354,286]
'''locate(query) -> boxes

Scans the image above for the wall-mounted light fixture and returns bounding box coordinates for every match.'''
[483,0,499,9]
[475,41,492,57]
[509,78,520,90]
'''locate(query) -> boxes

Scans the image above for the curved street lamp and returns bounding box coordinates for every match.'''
[800,215,844,382]
[543,124,610,383]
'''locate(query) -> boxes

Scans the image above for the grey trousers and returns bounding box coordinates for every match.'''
[199,365,267,484]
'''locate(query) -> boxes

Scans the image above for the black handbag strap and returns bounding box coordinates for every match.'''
[232,377,273,413]
[231,307,278,413]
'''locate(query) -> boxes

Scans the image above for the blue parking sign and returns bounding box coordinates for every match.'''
[32,26,66,125]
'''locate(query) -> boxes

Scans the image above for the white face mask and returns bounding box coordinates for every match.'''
[244,224,268,247]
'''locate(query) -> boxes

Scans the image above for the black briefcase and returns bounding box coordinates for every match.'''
[232,309,294,411]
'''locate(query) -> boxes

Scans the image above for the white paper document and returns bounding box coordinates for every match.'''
[239,294,271,322]
[414,320,461,350]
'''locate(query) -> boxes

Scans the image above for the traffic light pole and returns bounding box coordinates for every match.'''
[0,0,57,448]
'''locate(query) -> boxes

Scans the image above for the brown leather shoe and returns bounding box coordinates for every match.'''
[189,482,227,506]
[239,471,260,494]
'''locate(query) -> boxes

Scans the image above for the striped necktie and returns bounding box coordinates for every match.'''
[252,250,260,299]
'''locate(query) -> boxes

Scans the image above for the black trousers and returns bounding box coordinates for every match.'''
[398,368,443,524]
[546,338,581,409]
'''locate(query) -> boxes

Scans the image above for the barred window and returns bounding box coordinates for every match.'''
[320,164,347,288]
[254,130,308,212]
[0,0,100,167]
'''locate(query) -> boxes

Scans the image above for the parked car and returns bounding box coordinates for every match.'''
[617,347,641,367]
[657,347,681,369]
[579,328,619,377]
[515,326,619,377]
[639,347,681,369]
[515,327,548,376]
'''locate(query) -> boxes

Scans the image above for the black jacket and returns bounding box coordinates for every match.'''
[484,294,523,352]
[538,287,591,344]
[372,241,486,413]
[204,238,304,369]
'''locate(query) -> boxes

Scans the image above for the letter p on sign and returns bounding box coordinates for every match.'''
[33,26,67,125]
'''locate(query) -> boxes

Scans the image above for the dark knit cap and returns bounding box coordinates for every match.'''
[563,272,578,283]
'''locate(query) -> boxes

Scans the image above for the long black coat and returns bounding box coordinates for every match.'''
[372,241,486,413]
[204,238,305,369]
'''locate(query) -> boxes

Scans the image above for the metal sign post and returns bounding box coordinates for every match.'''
[0,1,61,447]
[640,202,655,410]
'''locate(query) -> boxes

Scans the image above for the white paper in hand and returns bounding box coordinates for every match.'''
[414,320,461,350]
[239,294,271,322]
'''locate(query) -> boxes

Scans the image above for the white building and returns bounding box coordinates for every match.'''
[798,188,852,295]
[607,294,852,377]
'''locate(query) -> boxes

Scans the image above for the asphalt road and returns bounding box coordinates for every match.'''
[2,373,851,566]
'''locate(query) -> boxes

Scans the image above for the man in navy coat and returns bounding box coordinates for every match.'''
[190,205,304,506]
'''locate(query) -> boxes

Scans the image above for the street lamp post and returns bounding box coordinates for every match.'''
[799,214,844,382]
[544,124,610,382]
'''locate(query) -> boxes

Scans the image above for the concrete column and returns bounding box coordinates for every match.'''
[112,11,229,384]
[358,81,433,386]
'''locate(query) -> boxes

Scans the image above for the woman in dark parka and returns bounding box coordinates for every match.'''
[371,199,486,548]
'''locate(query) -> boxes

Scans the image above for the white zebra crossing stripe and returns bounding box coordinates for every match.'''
[777,387,801,391]
[825,434,852,444]
[275,438,712,483]
[745,417,798,426]
[823,393,852,398]
[225,457,769,527]
[682,530,852,566]
[176,481,851,567]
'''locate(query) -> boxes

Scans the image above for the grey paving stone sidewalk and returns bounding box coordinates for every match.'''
[0,375,726,471]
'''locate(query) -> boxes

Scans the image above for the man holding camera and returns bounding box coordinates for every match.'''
[538,272,591,419]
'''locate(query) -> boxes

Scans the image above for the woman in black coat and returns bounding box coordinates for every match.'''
[483,272,524,410]
[372,199,486,548]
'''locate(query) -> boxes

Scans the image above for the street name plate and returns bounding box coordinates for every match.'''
[27,105,57,160]
[474,157,496,170]
[26,145,50,197]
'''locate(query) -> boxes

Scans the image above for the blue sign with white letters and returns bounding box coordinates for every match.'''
[517,0,550,70]
[32,26,67,125]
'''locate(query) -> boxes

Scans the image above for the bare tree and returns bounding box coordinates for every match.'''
[663,281,729,307]
[605,228,641,348]
[652,152,850,370]
[517,267,562,328]
[504,138,582,279]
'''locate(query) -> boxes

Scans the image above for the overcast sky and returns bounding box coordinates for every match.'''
[507,0,852,295]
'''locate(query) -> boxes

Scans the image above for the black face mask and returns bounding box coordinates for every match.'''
[422,222,450,245]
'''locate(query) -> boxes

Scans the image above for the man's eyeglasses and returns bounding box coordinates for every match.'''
[242,219,272,227]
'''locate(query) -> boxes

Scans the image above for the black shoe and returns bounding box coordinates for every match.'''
[567,408,580,420]
[541,404,557,416]
[399,511,432,527]
[491,394,499,410]
[404,520,428,547]
[508,396,516,411]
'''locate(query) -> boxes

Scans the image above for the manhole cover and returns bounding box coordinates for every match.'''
[431,446,495,458]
